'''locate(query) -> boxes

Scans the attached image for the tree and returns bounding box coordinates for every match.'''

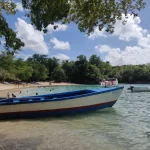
[0,52,14,72]
[86,64,101,84]
[0,0,24,53]
[89,55,102,67]
[0,0,146,53]
[98,61,112,76]
[31,54,48,65]
[31,62,48,81]
[121,66,134,83]
[22,0,146,34]
[51,66,66,82]
[62,60,75,82]
[47,57,59,79]
[70,55,102,84]
[14,58,32,81]
[72,55,89,83]
[0,67,16,81]
[2,53,150,84]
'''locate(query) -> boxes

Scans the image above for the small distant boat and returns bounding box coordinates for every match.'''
[0,86,124,118]
[100,78,118,87]
[128,86,150,92]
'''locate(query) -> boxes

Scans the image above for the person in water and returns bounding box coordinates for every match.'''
[12,93,16,98]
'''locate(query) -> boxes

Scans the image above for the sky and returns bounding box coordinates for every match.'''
[1,1,150,66]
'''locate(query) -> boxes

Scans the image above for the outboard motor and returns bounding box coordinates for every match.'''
[127,85,134,91]
[130,85,134,91]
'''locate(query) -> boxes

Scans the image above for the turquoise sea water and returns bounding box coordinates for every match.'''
[0,84,150,150]
[19,84,104,97]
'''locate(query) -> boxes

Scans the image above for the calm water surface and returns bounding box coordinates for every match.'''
[0,84,150,150]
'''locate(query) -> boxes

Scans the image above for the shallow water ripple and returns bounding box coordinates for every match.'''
[0,84,150,150]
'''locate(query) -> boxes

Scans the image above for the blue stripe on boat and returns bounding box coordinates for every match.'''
[0,86,124,106]
[0,100,117,119]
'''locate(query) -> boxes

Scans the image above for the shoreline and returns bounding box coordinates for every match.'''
[0,82,78,98]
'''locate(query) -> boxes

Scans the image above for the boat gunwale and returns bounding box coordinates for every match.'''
[0,86,124,106]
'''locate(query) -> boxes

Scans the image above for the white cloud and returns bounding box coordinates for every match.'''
[15,2,24,12]
[113,14,147,41]
[95,44,150,66]
[52,54,70,61]
[47,23,68,33]
[137,34,150,48]
[88,27,106,39]
[93,14,150,66]
[15,18,48,55]
[88,14,147,41]
[95,45,120,53]
[50,38,70,50]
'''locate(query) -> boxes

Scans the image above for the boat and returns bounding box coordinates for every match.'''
[100,78,118,87]
[128,86,150,92]
[0,86,124,118]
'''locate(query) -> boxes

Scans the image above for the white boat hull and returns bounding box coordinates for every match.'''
[128,87,150,92]
[0,87,123,118]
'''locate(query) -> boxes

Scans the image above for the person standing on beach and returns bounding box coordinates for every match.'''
[7,92,10,98]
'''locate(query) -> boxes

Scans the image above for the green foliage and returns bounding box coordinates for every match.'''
[0,0,16,15]
[47,57,59,79]
[30,54,48,65]
[0,0,24,53]
[14,58,32,81]
[52,66,66,82]
[0,67,16,81]
[1,53,150,84]
[22,0,70,31]
[27,55,49,81]
[0,52,15,72]
[89,55,102,67]
[21,0,146,34]
[62,60,75,82]
[86,64,101,84]
[30,62,48,81]
[114,65,150,83]
[67,0,146,34]
[0,0,146,53]
[73,55,89,83]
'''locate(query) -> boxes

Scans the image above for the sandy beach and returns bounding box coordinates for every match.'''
[0,82,77,98]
